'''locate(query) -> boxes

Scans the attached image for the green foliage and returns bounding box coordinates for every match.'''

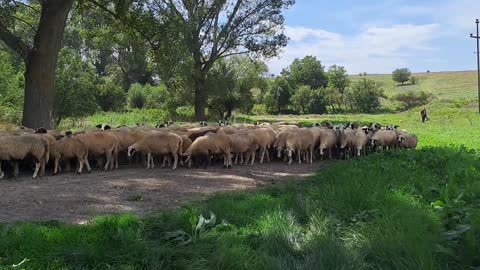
[265,77,294,114]
[175,106,195,122]
[283,55,328,89]
[207,57,268,118]
[94,77,126,112]
[127,83,168,110]
[410,75,418,85]
[394,91,434,110]
[393,68,412,85]
[308,88,329,114]
[53,49,99,127]
[0,51,23,124]
[291,85,312,114]
[346,73,387,113]
[327,65,350,111]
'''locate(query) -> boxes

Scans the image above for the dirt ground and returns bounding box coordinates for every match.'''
[0,162,322,223]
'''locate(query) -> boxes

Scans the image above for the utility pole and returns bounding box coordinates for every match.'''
[471,19,480,114]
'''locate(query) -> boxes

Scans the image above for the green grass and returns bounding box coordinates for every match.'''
[1,147,479,269]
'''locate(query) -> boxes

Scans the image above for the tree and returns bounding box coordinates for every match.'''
[0,0,75,128]
[327,65,349,111]
[392,68,411,85]
[346,73,386,113]
[265,76,293,114]
[53,49,98,127]
[207,56,268,118]
[283,56,328,89]
[308,88,328,114]
[290,85,312,114]
[156,0,294,120]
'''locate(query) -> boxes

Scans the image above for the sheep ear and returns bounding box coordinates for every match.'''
[103,125,111,130]
[35,127,47,134]
[95,124,103,129]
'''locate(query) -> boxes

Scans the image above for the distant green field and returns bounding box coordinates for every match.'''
[352,70,479,100]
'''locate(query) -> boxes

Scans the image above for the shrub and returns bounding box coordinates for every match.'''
[409,76,417,85]
[95,78,126,112]
[394,91,434,110]
[127,84,148,109]
[291,85,312,114]
[175,106,195,121]
[308,88,329,114]
[252,104,267,115]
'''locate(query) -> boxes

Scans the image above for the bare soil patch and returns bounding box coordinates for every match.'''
[0,162,322,223]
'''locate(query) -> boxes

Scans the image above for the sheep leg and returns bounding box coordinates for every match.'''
[298,150,302,165]
[104,153,112,171]
[234,154,238,165]
[172,152,178,170]
[0,161,4,179]
[309,147,314,163]
[32,162,41,179]
[240,153,244,164]
[162,156,167,168]
[249,150,255,166]
[77,157,84,174]
[259,147,265,164]
[266,148,271,163]
[53,158,60,175]
[13,161,19,178]
[288,149,293,165]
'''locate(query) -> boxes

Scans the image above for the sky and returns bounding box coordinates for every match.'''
[266,0,480,75]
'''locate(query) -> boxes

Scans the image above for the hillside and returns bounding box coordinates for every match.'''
[351,70,479,101]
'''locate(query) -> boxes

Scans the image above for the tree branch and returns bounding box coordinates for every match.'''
[5,14,37,34]
[0,21,31,60]
[85,0,160,50]
[13,1,40,14]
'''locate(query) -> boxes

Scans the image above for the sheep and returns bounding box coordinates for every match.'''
[273,130,294,160]
[187,127,219,142]
[127,132,183,170]
[107,129,146,168]
[337,128,356,159]
[50,132,91,175]
[318,129,338,159]
[74,132,118,171]
[0,134,48,179]
[285,128,315,165]
[398,134,418,149]
[184,132,232,168]
[228,132,259,165]
[250,128,276,164]
[370,130,397,151]
[353,129,368,157]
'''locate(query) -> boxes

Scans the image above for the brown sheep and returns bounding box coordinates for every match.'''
[128,132,183,170]
[50,134,91,175]
[184,132,232,168]
[0,134,48,179]
[273,130,294,160]
[74,132,118,171]
[398,134,418,149]
[250,128,276,164]
[228,132,259,165]
[370,130,397,151]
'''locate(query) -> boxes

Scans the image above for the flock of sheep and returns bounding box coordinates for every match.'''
[0,121,418,179]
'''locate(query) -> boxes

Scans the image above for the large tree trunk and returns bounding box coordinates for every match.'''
[22,0,74,129]
[193,66,207,121]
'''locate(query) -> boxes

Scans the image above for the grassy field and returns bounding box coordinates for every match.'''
[351,70,479,100]
[1,107,480,269]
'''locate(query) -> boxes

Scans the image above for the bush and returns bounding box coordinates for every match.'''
[394,91,434,110]
[95,78,126,112]
[252,104,267,115]
[127,83,169,110]
[308,88,328,114]
[291,85,312,114]
[127,84,148,109]
[409,76,417,85]
[175,106,195,121]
